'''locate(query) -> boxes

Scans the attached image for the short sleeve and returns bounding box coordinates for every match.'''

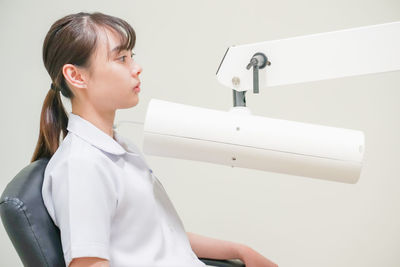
[49,156,118,266]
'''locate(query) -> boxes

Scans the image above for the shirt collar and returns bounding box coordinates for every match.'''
[66,112,138,156]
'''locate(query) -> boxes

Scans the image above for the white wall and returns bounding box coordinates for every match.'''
[1,0,399,266]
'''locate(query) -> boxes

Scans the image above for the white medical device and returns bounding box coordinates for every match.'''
[143,99,364,183]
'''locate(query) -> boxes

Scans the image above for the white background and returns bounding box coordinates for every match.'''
[1,0,399,266]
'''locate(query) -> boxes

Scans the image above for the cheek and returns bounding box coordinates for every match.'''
[92,67,125,90]
[87,64,133,105]
[105,65,131,86]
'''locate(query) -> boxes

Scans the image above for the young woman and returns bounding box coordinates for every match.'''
[32,11,278,267]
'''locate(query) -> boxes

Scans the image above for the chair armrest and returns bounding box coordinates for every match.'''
[199,258,245,267]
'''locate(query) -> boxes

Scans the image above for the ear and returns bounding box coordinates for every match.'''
[62,64,88,90]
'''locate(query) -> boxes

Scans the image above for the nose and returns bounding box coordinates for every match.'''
[132,62,142,77]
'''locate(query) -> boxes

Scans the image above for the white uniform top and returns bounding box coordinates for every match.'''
[42,112,207,267]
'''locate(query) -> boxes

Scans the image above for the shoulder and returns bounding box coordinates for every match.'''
[47,132,108,165]
[44,133,116,184]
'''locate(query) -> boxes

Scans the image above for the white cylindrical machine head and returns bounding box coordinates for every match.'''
[143,99,365,183]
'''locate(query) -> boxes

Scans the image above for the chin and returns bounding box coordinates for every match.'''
[118,97,139,109]
[129,97,139,108]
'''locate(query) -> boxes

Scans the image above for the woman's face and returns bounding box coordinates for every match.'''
[83,27,142,112]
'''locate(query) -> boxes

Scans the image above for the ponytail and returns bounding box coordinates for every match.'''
[30,86,68,162]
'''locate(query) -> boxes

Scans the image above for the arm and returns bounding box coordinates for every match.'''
[69,257,109,267]
[187,232,278,267]
[186,232,243,260]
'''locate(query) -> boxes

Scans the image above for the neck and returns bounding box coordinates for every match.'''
[71,105,116,139]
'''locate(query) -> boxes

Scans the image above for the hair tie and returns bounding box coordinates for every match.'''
[50,83,58,91]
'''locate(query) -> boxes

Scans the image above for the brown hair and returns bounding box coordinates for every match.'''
[31,11,136,162]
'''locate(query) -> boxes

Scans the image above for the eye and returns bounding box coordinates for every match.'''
[118,52,135,62]
[118,55,127,62]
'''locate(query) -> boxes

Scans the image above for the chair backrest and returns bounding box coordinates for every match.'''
[0,158,65,267]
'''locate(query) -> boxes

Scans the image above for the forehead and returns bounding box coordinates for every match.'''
[93,27,125,61]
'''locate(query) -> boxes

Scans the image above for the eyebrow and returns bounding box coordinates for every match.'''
[108,45,134,60]
[110,45,125,55]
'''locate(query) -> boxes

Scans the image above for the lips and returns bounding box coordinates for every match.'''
[133,82,141,92]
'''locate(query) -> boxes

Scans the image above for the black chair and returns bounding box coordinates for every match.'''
[0,158,245,267]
